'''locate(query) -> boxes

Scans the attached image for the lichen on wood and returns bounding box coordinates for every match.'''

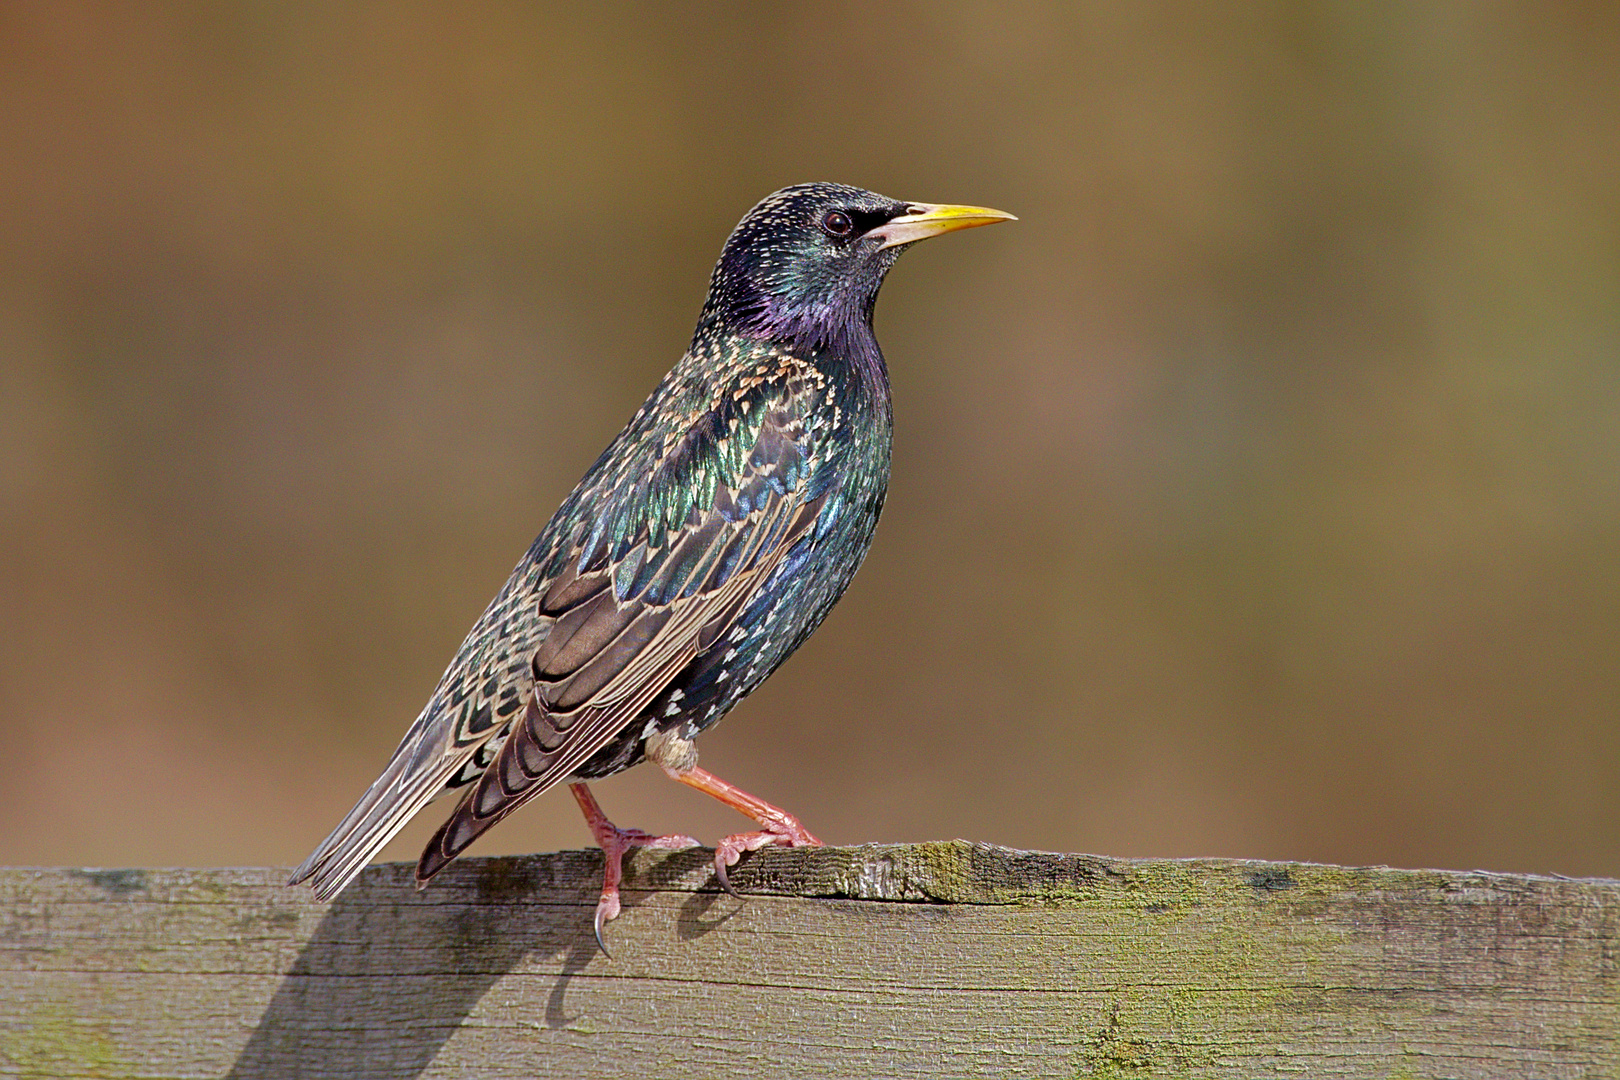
[1,842,1615,1079]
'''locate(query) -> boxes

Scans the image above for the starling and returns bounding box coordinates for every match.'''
[288,183,1014,950]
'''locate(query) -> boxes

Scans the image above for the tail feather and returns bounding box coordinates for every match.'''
[287,719,482,902]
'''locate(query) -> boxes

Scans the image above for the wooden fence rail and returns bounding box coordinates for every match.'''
[2,842,1616,1078]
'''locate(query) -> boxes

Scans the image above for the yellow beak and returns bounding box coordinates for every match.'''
[867,202,1017,250]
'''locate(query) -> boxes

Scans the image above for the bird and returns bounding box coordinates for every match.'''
[287,182,1014,953]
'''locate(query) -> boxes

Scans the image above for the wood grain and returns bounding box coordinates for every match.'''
[2,843,1615,1078]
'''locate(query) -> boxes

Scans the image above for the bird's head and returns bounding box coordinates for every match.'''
[698,182,1014,354]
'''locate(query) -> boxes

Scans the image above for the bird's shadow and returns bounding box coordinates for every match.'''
[225,848,724,1080]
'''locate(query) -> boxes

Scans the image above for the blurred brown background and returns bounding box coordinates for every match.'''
[2,3,1617,879]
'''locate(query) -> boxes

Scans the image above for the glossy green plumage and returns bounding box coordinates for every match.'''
[289,184,989,900]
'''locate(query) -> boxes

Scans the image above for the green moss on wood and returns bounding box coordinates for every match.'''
[0,1003,126,1080]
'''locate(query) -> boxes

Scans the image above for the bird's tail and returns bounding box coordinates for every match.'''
[286,717,472,902]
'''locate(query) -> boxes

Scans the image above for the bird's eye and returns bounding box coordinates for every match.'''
[821,210,854,237]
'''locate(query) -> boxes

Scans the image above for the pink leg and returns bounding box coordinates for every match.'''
[658,765,822,896]
[570,783,699,957]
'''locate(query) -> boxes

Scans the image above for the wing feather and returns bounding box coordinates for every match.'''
[416,489,819,881]
[289,364,824,900]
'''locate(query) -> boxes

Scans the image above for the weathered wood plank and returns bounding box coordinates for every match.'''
[1,843,1616,1078]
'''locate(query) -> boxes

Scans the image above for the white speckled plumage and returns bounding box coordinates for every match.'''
[288,184,1012,912]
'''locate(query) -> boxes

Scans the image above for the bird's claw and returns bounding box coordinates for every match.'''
[714,853,743,899]
[592,892,619,958]
[711,818,823,898]
[586,824,700,958]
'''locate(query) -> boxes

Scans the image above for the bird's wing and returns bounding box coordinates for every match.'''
[416,377,827,881]
[290,365,823,899]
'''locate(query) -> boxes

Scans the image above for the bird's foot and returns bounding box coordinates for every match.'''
[712,813,822,898]
[570,783,699,957]
[652,762,824,898]
[590,826,699,957]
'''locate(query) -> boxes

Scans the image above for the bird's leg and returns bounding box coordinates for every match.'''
[569,782,699,957]
[643,729,821,896]
[660,765,823,896]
